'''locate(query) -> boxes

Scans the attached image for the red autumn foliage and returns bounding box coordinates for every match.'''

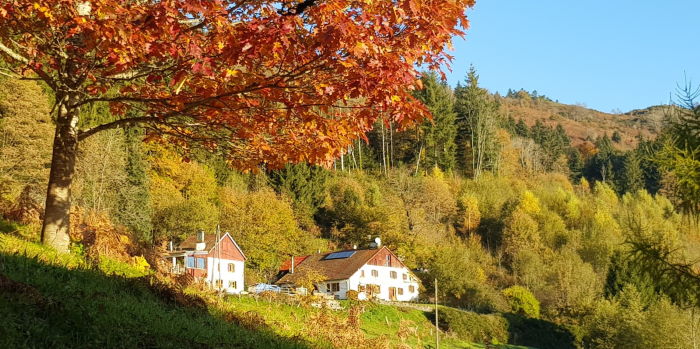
[0,0,475,168]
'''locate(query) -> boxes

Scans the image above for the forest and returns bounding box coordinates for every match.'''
[2,67,700,347]
[1,1,700,348]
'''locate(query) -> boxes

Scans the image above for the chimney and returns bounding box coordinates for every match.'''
[197,230,205,242]
[290,256,295,274]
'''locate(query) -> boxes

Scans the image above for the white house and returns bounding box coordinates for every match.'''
[165,231,246,294]
[275,245,420,301]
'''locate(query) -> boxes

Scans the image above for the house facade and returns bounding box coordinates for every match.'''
[276,246,420,301]
[165,232,246,294]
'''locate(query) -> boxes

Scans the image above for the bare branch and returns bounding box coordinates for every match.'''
[0,41,29,63]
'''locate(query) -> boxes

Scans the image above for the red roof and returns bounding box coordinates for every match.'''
[279,256,309,272]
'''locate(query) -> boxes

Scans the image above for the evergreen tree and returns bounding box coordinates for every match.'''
[612,131,622,143]
[455,66,501,178]
[115,127,153,243]
[269,163,329,214]
[620,152,644,194]
[414,72,458,171]
[515,118,529,137]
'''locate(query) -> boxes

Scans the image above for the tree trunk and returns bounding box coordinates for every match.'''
[41,97,80,252]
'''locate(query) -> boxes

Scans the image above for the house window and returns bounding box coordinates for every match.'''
[215,280,223,288]
[398,288,404,295]
[403,273,408,281]
[228,263,235,272]
[385,255,391,266]
[390,271,397,279]
[361,270,365,277]
[358,285,366,292]
[196,257,206,269]
[371,270,378,277]
[186,257,195,268]
[229,281,237,289]
[409,285,415,293]
[326,282,340,293]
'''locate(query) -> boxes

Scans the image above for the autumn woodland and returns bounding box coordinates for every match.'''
[1,1,700,348]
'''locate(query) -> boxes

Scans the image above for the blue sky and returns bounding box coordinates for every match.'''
[445,0,700,113]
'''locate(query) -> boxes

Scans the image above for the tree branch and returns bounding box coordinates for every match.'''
[78,116,167,141]
[0,41,29,63]
[279,0,320,16]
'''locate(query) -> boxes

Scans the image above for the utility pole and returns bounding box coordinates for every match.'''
[435,278,439,349]
[216,224,222,297]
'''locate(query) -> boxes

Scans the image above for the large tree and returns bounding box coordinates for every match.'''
[455,66,500,178]
[0,0,474,251]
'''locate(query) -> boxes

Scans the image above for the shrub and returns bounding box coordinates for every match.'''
[346,290,359,301]
[502,285,540,318]
[437,307,509,344]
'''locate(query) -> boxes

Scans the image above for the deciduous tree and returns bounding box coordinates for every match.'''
[0,0,475,251]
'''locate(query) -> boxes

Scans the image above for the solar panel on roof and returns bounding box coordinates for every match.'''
[324,251,356,260]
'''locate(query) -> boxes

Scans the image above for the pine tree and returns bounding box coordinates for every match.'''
[414,72,458,171]
[115,127,153,243]
[515,119,529,137]
[620,152,644,194]
[454,66,501,178]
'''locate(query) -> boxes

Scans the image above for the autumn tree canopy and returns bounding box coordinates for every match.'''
[0,0,475,251]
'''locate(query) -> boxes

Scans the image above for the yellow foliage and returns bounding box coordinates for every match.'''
[429,165,445,180]
[458,193,481,234]
[519,190,542,215]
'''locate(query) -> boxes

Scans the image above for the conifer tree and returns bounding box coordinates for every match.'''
[620,152,644,194]
[455,66,501,178]
[414,72,458,171]
[515,119,530,138]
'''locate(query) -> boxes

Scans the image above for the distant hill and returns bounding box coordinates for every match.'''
[499,96,669,151]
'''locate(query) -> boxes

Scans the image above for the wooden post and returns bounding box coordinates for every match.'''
[435,278,439,349]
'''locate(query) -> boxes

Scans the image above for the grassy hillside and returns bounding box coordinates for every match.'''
[500,97,665,150]
[0,231,537,349]
[0,233,308,349]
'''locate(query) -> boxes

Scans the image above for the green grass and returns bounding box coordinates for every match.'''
[215,295,533,349]
[0,232,539,348]
[0,233,308,348]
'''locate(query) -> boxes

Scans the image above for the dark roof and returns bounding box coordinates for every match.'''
[179,233,219,251]
[275,248,384,285]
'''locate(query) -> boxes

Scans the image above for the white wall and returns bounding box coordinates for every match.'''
[348,264,419,302]
[313,264,420,301]
[206,257,245,294]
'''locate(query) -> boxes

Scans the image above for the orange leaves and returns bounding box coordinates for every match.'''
[2,0,475,171]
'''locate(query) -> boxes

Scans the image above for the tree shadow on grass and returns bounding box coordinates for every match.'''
[503,313,577,349]
[0,252,311,349]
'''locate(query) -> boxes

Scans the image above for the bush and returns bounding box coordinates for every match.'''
[437,307,509,344]
[346,290,359,301]
[502,285,540,318]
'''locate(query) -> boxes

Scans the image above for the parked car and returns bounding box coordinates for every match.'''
[251,283,281,293]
